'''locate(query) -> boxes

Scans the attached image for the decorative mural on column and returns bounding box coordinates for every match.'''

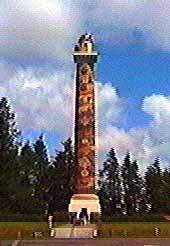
[76,62,95,194]
[73,34,97,195]
[69,34,101,216]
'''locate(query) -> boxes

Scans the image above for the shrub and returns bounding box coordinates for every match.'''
[101,214,165,222]
[0,214,45,222]
[98,223,170,238]
[0,212,69,222]
[53,212,69,222]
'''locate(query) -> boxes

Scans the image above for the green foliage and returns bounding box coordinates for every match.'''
[0,97,20,147]
[15,142,39,214]
[0,97,21,212]
[0,212,68,223]
[0,222,49,240]
[47,138,75,212]
[161,168,170,212]
[145,158,170,213]
[33,134,50,213]
[1,96,170,218]
[0,215,46,222]
[98,148,122,215]
[98,222,170,238]
[0,97,52,214]
[101,214,165,222]
[121,153,144,215]
[54,212,69,222]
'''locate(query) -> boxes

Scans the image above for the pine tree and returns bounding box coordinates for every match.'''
[137,176,148,214]
[33,134,50,213]
[47,138,75,212]
[16,142,38,213]
[99,148,122,215]
[121,153,143,215]
[0,97,21,212]
[161,167,170,213]
[145,158,168,213]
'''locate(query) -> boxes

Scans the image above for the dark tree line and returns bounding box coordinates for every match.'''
[0,96,170,216]
[0,97,74,214]
[98,150,170,215]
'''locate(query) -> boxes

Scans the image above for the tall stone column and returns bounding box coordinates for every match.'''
[69,34,101,218]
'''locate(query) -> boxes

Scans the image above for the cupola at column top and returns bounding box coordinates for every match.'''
[74,33,98,64]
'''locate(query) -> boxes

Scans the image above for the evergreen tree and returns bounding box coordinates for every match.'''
[137,176,149,214]
[99,148,122,215]
[121,153,143,215]
[161,167,170,213]
[33,134,50,213]
[16,142,38,213]
[47,138,75,212]
[145,158,169,213]
[0,97,21,212]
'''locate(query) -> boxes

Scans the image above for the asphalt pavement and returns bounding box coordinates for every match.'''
[2,238,169,246]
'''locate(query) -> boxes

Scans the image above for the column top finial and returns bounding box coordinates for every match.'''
[74,33,96,54]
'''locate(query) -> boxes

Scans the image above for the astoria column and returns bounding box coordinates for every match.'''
[69,34,101,218]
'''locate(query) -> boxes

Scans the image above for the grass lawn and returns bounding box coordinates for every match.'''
[0,222,49,240]
[1,222,170,239]
[98,222,170,238]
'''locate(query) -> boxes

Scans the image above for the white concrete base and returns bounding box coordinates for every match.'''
[51,225,97,238]
[68,194,101,215]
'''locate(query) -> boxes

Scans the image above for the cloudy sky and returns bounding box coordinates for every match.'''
[0,0,170,170]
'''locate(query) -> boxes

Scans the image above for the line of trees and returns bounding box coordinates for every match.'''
[0,97,75,214]
[0,97,170,216]
[99,149,170,215]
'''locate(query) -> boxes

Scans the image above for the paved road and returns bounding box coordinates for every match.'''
[8,238,170,246]
[0,241,13,246]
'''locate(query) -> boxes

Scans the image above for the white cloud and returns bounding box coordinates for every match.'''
[0,0,83,62]
[0,1,170,170]
[0,61,170,170]
[141,94,170,166]
[0,61,126,161]
[0,61,125,138]
[143,94,170,126]
[0,63,74,139]
[90,0,170,51]
[98,93,170,170]
[1,0,170,64]
[97,82,125,129]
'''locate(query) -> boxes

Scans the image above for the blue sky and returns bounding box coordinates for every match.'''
[0,1,170,170]
[99,43,170,129]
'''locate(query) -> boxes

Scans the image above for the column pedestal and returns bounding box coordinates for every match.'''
[68,194,101,215]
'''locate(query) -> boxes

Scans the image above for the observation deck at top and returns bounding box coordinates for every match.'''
[73,34,99,64]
